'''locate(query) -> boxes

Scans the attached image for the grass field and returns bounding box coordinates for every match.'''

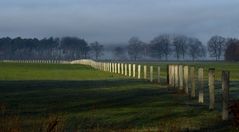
[0,62,238,131]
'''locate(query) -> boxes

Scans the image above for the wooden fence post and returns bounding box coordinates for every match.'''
[179,65,183,90]
[198,68,204,103]
[133,64,136,77]
[184,66,189,94]
[208,68,215,110]
[110,63,112,72]
[129,64,131,77]
[150,66,153,82]
[157,66,160,83]
[167,65,169,84]
[168,65,171,85]
[121,63,124,75]
[175,65,179,88]
[144,65,147,79]
[171,65,175,87]
[125,64,128,76]
[104,63,106,71]
[222,71,230,120]
[138,65,141,79]
[112,63,115,73]
[115,63,117,73]
[190,67,196,98]
[118,63,121,74]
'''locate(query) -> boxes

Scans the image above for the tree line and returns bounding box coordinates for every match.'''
[0,37,103,60]
[114,34,238,61]
[0,34,238,61]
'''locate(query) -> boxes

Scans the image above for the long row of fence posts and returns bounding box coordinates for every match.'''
[79,60,160,83]
[0,59,230,121]
[168,65,230,120]
[79,59,230,121]
[0,60,70,64]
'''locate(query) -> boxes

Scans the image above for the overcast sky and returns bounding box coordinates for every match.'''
[0,0,239,44]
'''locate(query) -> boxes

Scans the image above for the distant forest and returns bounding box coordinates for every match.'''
[0,34,238,61]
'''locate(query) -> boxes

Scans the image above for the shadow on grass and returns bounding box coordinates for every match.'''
[0,79,236,131]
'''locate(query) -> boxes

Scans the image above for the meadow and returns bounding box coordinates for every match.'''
[0,62,238,131]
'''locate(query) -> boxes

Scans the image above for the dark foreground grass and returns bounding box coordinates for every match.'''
[0,80,231,131]
[0,62,238,131]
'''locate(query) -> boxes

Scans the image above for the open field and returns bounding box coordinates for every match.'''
[0,62,238,131]
[0,63,126,80]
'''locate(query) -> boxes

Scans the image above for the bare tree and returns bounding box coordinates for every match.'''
[150,34,171,60]
[142,42,150,58]
[173,35,188,60]
[188,38,206,61]
[113,46,126,60]
[207,35,226,60]
[225,39,239,61]
[127,37,144,60]
[90,41,104,60]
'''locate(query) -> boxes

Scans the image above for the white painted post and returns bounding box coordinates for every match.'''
[115,63,117,73]
[190,67,196,98]
[174,65,179,88]
[109,63,112,72]
[118,63,120,74]
[112,63,115,73]
[121,63,124,75]
[150,66,153,82]
[157,66,160,83]
[169,65,174,86]
[129,64,131,77]
[179,65,183,90]
[168,65,171,85]
[198,68,204,103]
[144,65,147,79]
[172,65,174,85]
[125,64,128,76]
[138,65,141,79]
[222,71,230,120]
[133,64,136,77]
[184,66,189,94]
[208,68,215,110]
[103,63,106,71]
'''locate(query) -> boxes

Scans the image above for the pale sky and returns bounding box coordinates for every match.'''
[0,0,239,44]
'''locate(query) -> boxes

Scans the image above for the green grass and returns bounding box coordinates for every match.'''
[0,63,126,80]
[0,80,229,131]
[0,62,238,131]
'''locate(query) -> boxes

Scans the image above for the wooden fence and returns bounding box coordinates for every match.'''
[0,59,231,121]
[78,59,231,121]
[0,60,70,64]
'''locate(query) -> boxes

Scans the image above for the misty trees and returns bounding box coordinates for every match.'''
[207,35,226,60]
[126,34,209,61]
[173,35,188,60]
[90,41,104,60]
[113,46,126,60]
[188,38,206,61]
[150,34,171,60]
[0,37,92,60]
[127,37,144,60]
[225,40,239,61]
